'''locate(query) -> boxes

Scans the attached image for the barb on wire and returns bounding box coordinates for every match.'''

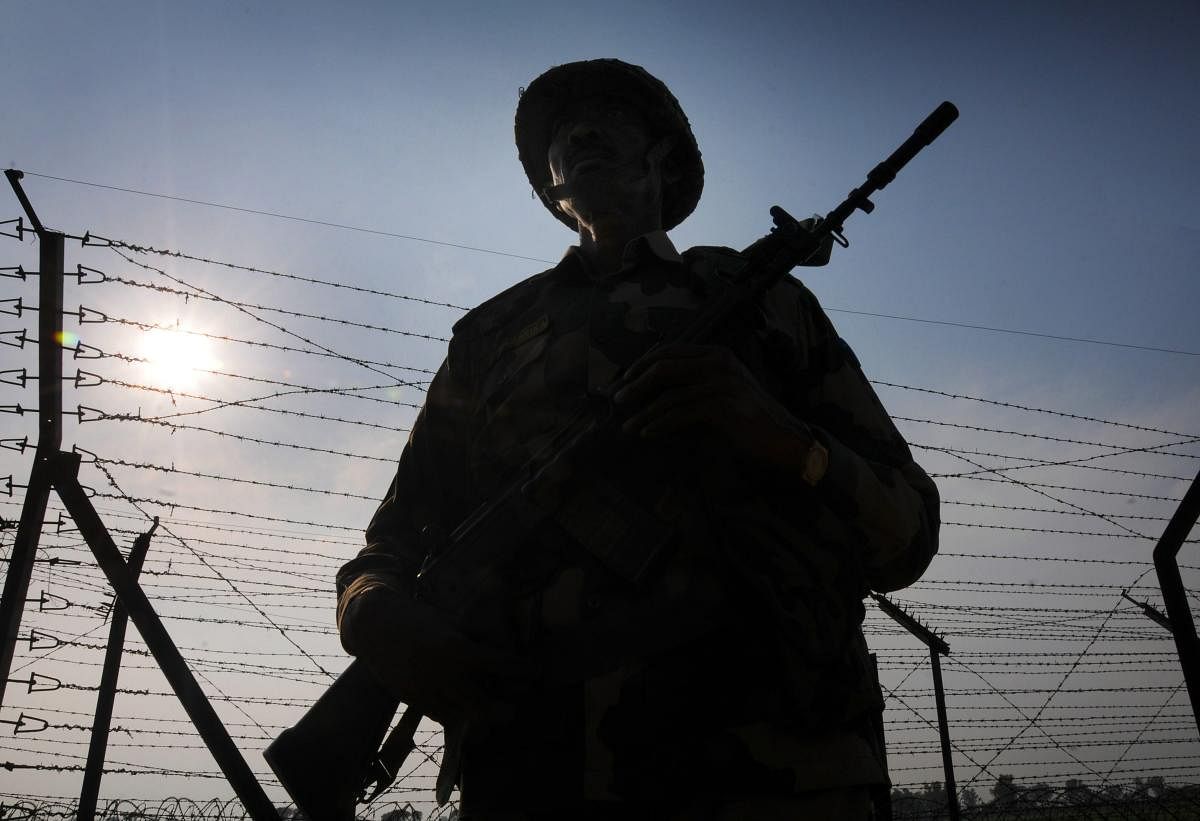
[97,415,394,466]
[882,688,1000,785]
[91,455,378,502]
[110,247,443,391]
[919,438,1200,480]
[104,239,471,310]
[932,444,1165,796]
[101,274,450,342]
[87,485,363,532]
[103,375,422,427]
[946,656,1109,795]
[76,335,433,405]
[89,459,338,681]
[944,498,1181,524]
[14,165,555,261]
[943,519,1198,542]
[1099,681,1189,789]
[828,304,1200,356]
[897,414,1200,454]
[875,380,1200,440]
[950,475,1193,502]
[63,327,438,375]
[73,403,399,464]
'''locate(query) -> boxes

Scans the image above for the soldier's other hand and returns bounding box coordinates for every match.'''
[342,586,535,726]
[614,343,814,470]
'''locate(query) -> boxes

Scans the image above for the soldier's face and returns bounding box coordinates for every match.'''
[546,96,663,224]
[547,97,653,184]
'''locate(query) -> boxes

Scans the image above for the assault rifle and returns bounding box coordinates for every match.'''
[264,101,958,820]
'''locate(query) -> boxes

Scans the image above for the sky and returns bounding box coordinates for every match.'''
[1,0,1198,815]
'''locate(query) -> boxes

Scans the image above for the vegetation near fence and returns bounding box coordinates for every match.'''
[5,781,1200,820]
[0,798,450,820]
[892,775,1200,819]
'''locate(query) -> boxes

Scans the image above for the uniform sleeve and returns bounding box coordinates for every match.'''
[335,341,477,647]
[792,287,940,593]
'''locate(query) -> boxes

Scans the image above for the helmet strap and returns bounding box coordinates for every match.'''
[542,181,575,203]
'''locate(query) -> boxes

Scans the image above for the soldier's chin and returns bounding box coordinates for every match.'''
[563,193,629,227]
[553,170,655,228]
[545,165,613,202]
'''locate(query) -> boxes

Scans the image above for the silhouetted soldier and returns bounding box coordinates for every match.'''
[336,59,940,819]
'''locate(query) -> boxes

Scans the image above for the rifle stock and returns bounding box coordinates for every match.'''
[264,102,958,815]
[264,660,399,820]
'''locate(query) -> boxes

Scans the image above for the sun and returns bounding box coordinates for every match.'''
[139,328,220,392]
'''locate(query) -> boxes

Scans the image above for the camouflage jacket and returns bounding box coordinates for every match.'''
[337,231,940,809]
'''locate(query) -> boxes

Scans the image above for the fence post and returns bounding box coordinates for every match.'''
[1152,468,1200,736]
[869,653,894,821]
[0,172,281,821]
[928,647,958,816]
[77,518,158,821]
[872,592,960,821]
[0,169,62,711]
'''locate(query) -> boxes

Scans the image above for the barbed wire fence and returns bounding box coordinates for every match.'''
[0,177,1197,820]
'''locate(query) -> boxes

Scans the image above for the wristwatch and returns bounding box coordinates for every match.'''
[800,435,830,486]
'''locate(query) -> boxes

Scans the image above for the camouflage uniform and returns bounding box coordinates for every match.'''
[337,230,940,814]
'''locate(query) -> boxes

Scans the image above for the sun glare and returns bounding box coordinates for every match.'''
[140,328,220,392]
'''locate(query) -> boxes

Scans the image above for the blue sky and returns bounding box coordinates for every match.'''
[6,1,1198,399]
[2,0,1199,811]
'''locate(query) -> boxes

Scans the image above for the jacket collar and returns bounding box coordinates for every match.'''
[559,229,683,281]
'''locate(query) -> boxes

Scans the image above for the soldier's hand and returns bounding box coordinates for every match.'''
[341,586,535,726]
[614,343,815,471]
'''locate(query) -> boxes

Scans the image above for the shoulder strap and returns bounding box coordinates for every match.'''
[451,266,559,339]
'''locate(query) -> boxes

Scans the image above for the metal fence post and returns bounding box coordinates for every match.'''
[873,592,960,821]
[1153,468,1200,736]
[77,519,158,821]
[0,170,62,710]
[1,172,281,821]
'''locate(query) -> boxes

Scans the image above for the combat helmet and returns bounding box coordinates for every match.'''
[515,59,704,231]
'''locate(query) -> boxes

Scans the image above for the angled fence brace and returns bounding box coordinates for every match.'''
[77,517,157,821]
[0,171,280,821]
[872,592,960,821]
[1121,589,1172,633]
[1152,468,1200,737]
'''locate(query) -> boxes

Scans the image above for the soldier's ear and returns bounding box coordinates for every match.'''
[646,136,682,183]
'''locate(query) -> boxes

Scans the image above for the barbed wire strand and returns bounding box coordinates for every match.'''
[108,239,471,311]
[89,459,336,680]
[110,247,420,388]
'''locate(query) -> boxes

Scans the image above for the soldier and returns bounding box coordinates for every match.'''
[337,59,940,819]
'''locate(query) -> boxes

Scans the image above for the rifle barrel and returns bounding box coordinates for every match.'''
[826,101,959,230]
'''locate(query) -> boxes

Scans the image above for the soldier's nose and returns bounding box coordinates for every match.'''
[567,121,602,145]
